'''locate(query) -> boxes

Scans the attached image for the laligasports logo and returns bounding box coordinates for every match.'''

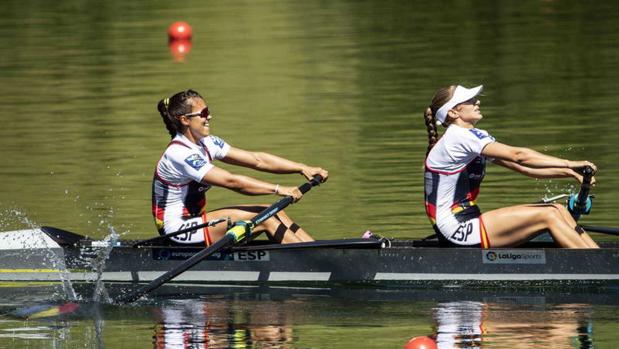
[485,251,498,261]
[482,250,546,264]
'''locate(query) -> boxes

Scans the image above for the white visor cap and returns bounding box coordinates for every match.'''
[435,85,483,124]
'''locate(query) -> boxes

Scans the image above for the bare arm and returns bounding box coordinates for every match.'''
[493,158,582,181]
[201,166,303,201]
[221,147,328,182]
[202,166,278,195]
[482,142,596,172]
[484,142,597,183]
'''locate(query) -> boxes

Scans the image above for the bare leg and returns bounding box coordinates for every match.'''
[206,205,313,244]
[481,204,598,249]
[553,204,599,248]
[272,210,314,242]
[579,233,599,248]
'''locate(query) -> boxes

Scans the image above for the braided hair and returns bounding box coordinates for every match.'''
[424,86,455,157]
[157,89,203,139]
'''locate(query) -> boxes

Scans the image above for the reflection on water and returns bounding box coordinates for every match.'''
[433,300,594,349]
[154,299,293,349]
[434,301,485,348]
[2,285,615,348]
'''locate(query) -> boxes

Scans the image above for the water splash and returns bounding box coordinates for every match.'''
[0,208,78,301]
[537,179,577,202]
[90,226,120,303]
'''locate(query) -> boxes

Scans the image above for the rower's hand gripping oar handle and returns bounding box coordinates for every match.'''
[225,175,324,243]
[576,166,593,206]
[568,166,594,220]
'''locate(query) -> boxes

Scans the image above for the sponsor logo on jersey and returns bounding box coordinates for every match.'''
[184,154,207,171]
[469,128,488,140]
[211,136,225,149]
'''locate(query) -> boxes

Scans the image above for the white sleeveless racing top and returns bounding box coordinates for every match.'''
[424,124,495,225]
[152,134,230,233]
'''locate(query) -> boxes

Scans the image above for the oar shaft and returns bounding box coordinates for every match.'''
[119,234,235,303]
[581,225,619,236]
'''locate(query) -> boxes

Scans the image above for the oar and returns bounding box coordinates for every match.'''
[117,175,323,303]
[568,166,594,221]
[580,225,619,236]
[132,218,227,247]
[10,302,80,320]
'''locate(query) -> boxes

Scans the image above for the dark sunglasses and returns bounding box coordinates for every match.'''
[458,97,479,106]
[183,106,210,119]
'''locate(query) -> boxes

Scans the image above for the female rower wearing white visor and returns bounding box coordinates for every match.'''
[423,85,599,248]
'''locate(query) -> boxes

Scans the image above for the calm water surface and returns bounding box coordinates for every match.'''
[1,0,619,347]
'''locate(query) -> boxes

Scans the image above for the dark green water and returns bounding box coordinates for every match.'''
[1,0,619,347]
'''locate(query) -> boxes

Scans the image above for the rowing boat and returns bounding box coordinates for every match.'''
[1,226,617,288]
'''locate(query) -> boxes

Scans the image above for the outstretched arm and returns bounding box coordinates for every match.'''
[201,166,304,201]
[483,142,596,183]
[220,147,328,181]
[493,158,584,181]
[482,142,596,170]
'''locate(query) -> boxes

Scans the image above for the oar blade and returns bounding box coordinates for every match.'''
[10,302,80,320]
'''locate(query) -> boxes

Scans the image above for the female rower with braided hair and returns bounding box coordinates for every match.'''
[153,89,328,245]
[423,85,599,248]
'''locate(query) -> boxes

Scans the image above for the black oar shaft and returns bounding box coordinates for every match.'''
[581,225,619,236]
[119,234,235,303]
[118,175,323,303]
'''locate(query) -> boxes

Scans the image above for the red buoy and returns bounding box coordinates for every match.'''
[168,21,192,41]
[404,336,437,349]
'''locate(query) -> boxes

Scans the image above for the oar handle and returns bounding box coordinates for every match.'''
[569,166,594,221]
[575,166,593,207]
[299,175,323,194]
